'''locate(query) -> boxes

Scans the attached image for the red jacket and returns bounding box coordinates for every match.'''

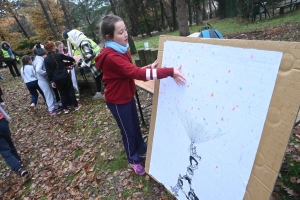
[95,48,174,104]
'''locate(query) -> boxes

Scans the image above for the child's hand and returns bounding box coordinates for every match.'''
[150,60,158,69]
[51,82,56,88]
[173,65,185,85]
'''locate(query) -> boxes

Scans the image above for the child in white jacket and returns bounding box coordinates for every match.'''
[32,45,61,115]
[20,55,45,112]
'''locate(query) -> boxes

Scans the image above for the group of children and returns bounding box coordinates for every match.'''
[1,14,185,186]
[20,40,82,115]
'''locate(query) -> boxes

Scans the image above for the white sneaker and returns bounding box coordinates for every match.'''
[92,93,104,100]
[30,103,35,112]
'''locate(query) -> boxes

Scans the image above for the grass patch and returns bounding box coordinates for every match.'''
[95,150,128,172]
[133,10,300,50]
[22,181,33,196]
[74,149,84,157]
[66,173,79,181]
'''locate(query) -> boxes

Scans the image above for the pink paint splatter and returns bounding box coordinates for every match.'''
[250,54,254,59]
[232,108,235,111]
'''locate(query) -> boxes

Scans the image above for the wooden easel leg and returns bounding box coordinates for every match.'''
[135,91,145,126]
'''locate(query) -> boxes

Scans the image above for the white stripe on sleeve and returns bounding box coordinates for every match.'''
[146,69,151,80]
[152,69,157,80]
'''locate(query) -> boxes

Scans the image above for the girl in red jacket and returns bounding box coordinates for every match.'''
[95,15,185,175]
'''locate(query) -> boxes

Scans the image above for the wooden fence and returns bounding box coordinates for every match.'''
[134,48,158,67]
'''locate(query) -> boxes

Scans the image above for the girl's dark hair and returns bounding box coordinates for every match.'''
[21,55,32,74]
[21,55,31,66]
[99,15,123,41]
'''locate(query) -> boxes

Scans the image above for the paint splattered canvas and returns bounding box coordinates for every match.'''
[149,41,283,200]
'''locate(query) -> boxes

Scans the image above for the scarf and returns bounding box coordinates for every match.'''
[105,41,129,54]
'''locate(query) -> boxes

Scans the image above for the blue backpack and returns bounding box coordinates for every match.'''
[198,23,224,39]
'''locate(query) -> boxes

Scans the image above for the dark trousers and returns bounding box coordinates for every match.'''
[26,80,45,105]
[95,74,103,93]
[0,119,22,173]
[53,87,60,102]
[106,98,146,164]
[0,87,3,103]
[55,76,78,109]
[4,60,20,77]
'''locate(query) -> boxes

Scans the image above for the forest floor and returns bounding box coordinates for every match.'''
[1,22,300,199]
[224,21,300,42]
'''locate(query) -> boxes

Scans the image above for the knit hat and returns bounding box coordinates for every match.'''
[62,29,70,40]
[35,44,46,56]
[36,48,46,56]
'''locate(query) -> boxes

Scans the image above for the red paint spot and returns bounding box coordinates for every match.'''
[216,166,219,168]
[228,70,231,73]
[211,93,214,97]
[232,108,235,111]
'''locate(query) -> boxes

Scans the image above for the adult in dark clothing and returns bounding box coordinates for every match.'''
[43,41,82,114]
[0,41,21,77]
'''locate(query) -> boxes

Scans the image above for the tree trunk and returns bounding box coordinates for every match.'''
[119,8,137,55]
[109,0,117,15]
[177,0,190,36]
[171,0,178,31]
[208,0,212,18]
[138,0,152,37]
[37,0,59,40]
[124,0,139,37]
[188,0,193,26]
[202,1,206,20]
[3,1,30,39]
[59,0,71,29]
[217,0,226,19]
[194,0,203,25]
[159,0,166,30]
[12,14,30,39]
[212,0,218,17]
[84,13,98,43]
[154,3,161,31]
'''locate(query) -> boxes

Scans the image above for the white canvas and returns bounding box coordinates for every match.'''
[149,41,283,200]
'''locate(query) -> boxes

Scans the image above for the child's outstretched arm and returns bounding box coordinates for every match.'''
[173,65,185,84]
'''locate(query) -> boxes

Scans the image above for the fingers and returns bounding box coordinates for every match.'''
[173,76,185,84]
[173,65,186,84]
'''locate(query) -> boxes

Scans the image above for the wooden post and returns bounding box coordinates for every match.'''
[138,48,146,67]
[280,7,284,15]
[151,49,158,62]
[144,49,152,65]
[135,58,141,67]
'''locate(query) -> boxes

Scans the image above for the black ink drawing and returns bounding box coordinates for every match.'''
[171,108,227,199]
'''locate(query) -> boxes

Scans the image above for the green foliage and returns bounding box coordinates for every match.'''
[13,37,37,56]
[133,10,300,52]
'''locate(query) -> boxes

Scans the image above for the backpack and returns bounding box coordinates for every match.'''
[198,23,224,39]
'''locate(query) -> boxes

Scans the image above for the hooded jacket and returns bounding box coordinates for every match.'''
[95,48,174,104]
[67,30,101,78]
[0,41,20,61]
[44,52,75,82]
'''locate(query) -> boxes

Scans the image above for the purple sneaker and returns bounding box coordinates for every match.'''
[130,163,145,175]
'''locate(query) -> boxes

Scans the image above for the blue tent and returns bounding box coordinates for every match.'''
[198,23,224,39]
